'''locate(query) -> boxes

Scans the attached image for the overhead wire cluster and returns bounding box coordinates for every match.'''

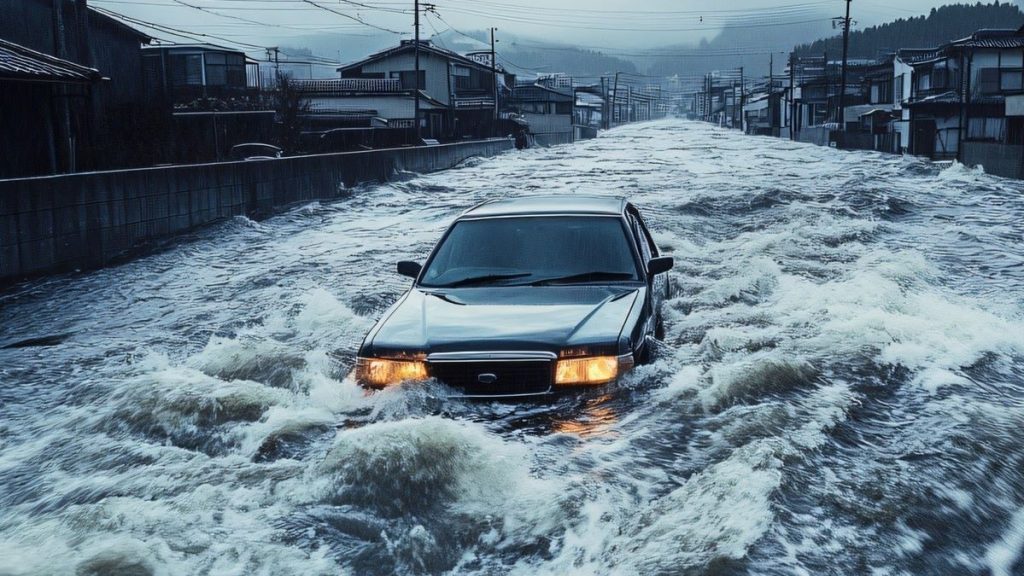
[86,0,923,88]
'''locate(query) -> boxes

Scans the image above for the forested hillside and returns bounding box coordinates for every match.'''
[794,2,1024,58]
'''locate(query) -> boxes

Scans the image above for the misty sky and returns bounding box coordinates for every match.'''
[93,0,1013,53]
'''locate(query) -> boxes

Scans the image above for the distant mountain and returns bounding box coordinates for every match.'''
[643,16,834,86]
[413,29,639,81]
[794,2,1024,58]
[271,28,637,83]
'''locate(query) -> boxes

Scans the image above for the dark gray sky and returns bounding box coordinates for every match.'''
[92,0,1009,51]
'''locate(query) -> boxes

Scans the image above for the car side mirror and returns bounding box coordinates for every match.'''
[397,261,422,279]
[647,256,674,276]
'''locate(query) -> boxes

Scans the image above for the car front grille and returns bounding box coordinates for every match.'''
[428,359,554,396]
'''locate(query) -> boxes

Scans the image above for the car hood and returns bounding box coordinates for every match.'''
[364,285,642,356]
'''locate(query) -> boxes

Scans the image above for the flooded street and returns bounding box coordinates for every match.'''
[2,119,1024,575]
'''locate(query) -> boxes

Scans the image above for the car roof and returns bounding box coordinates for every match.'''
[461,195,628,218]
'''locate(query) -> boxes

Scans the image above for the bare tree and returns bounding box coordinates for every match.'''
[273,73,310,155]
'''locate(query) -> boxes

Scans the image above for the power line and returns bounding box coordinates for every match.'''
[91,5,267,49]
[437,0,833,17]
[297,0,403,34]
[431,7,832,33]
[510,41,794,59]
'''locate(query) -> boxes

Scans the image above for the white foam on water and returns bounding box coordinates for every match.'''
[314,416,556,523]
[3,119,1024,575]
[986,506,1024,576]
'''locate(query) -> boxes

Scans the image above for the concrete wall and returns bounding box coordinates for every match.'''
[797,126,832,147]
[1,138,513,283]
[532,132,574,147]
[522,112,573,136]
[963,141,1024,180]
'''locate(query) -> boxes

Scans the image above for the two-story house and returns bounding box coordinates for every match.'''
[325,40,513,142]
[889,49,933,154]
[511,78,574,145]
[906,27,1024,167]
[141,43,272,162]
[142,43,260,105]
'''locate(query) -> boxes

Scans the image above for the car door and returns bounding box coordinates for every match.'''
[626,208,666,341]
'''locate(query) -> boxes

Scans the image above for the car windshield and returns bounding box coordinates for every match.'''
[419,216,640,288]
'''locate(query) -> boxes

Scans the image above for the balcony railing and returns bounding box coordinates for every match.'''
[293,78,404,94]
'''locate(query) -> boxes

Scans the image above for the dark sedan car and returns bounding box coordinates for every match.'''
[354,195,673,398]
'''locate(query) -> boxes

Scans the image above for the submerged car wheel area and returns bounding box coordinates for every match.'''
[354,195,673,398]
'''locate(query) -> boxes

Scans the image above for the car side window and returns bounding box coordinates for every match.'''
[633,212,660,258]
[629,215,653,266]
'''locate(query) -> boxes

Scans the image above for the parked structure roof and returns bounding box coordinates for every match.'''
[0,38,100,84]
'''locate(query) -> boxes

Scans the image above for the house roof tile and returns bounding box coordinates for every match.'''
[0,38,100,84]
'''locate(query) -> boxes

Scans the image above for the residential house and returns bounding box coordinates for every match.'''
[791,56,832,144]
[0,0,155,176]
[511,79,574,145]
[792,57,875,146]
[890,49,932,154]
[573,86,605,139]
[905,28,1024,168]
[0,38,99,178]
[142,44,260,105]
[835,59,898,151]
[143,44,272,162]
[329,40,514,142]
[742,78,789,137]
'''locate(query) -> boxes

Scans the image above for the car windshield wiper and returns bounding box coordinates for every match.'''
[433,273,532,288]
[529,271,637,286]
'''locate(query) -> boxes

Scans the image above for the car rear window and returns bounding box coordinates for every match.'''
[420,216,640,287]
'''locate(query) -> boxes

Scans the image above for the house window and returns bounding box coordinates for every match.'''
[169,54,204,86]
[918,72,931,92]
[205,52,227,86]
[226,54,245,86]
[967,117,1005,141]
[894,75,904,102]
[390,70,425,90]
[1000,70,1023,93]
[454,67,482,91]
[871,79,891,104]
[978,68,1000,94]
[555,101,572,114]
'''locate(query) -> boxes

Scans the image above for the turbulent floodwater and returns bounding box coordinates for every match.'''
[2,120,1024,576]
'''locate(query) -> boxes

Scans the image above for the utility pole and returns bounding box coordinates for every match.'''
[601,76,608,129]
[789,52,796,140]
[273,47,280,83]
[490,27,498,128]
[52,0,72,173]
[823,50,829,123]
[414,0,421,143]
[839,0,853,131]
[626,85,632,122]
[739,66,744,130]
[612,72,620,126]
[704,73,710,122]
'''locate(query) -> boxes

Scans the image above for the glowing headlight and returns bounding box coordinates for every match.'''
[555,355,630,386]
[355,357,428,387]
